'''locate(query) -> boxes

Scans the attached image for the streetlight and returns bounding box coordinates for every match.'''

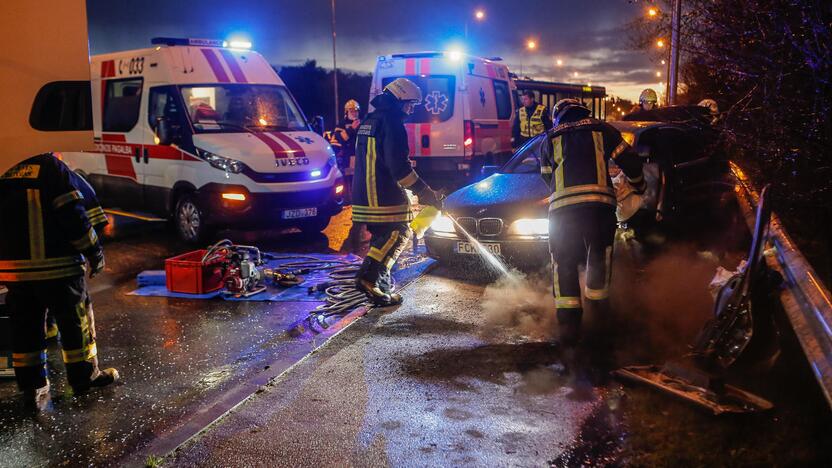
[648,7,658,17]
[656,38,665,48]
[661,59,666,65]
[526,39,537,50]
[656,71,662,77]
[465,8,486,39]
[556,58,563,66]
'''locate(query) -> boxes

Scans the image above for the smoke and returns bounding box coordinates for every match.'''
[479,269,557,341]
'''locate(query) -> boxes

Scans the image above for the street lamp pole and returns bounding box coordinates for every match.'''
[331,0,339,127]
[668,0,681,105]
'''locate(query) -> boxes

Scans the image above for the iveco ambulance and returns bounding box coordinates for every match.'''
[370,52,516,183]
[63,38,345,242]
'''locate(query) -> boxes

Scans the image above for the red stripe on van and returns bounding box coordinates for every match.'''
[486,64,496,78]
[219,49,248,83]
[101,134,127,142]
[420,124,431,156]
[269,132,306,158]
[104,155,136,180]
[201,49,230,82]
[146,145,183,160]
[405,124,418,157]
[252,132,290,159]
[405,59,416,75]
[419,58,430,75]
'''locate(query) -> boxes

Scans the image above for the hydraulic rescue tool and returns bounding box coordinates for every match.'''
[615,184,781,414]
[201,240,268,297]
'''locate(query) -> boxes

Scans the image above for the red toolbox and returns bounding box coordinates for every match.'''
[165,250,225,294]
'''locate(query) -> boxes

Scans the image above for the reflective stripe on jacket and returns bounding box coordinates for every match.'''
[538,118,644,213]
[0,154,101,282]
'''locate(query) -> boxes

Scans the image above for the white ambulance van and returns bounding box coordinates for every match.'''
[63,37,345,242]
[370,52,516,183]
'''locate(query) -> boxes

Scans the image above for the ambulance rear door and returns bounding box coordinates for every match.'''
[94,54,149,210]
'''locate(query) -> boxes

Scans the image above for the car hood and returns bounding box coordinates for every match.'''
[192,131,333,173]
[443,173,549,220]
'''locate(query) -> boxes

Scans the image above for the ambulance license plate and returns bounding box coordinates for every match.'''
[282,207,317,219]
[455,241,501,256]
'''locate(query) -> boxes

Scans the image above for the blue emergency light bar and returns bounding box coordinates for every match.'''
[151,37,228,47]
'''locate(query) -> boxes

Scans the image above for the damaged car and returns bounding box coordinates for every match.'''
[425,106,729,267]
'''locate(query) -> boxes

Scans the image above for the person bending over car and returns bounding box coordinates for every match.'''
[538,99,645,346]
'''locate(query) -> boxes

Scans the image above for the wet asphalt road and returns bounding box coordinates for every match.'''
[0,210,364,467]
[1,199,831,467]
[170,200,832,466]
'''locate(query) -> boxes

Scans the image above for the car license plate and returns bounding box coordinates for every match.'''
[455,241,501,256]
[282,207,317,219]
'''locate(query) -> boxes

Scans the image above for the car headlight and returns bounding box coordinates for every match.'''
[430,214,455,233]
[196,148,246,174]
[509,218,549,236]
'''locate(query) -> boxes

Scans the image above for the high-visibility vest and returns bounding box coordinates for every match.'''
[519,104,546,137]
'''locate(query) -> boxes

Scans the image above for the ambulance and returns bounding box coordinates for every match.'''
[62,38,345,242]
[370,52,516,183]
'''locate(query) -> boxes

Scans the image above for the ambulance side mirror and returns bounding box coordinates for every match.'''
[155,117,174,146]
[311,115,325,135]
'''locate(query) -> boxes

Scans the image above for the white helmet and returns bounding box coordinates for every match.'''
[383,78,422,104]
[639,88,659,110]
[698,98,718,115]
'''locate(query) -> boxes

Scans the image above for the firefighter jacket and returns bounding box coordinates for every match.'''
[538,118,645,213]
[332,118,359,158]
[352,93,429,224]
[70,169,108,231]
[0,154,103,282]
[513,103,552,142]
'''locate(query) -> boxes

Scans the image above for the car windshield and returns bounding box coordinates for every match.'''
[500,134,545,174]
[180,84,308,133]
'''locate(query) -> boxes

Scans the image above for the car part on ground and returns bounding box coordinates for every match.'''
[614,185,780,415]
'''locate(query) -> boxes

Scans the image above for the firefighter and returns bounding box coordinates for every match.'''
[331,99,362,182]
[352,78,442,305]
[45,170,109,340]
[628,88,659,116]
[512,90,552,149]
[0,153,118,407]
[539,99,645,346]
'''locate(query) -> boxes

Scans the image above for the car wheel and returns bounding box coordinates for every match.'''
[175,194,210,243]
[299,216,331,234]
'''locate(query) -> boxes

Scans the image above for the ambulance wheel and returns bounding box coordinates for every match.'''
[298,216,331,234]
[174,194,211,243]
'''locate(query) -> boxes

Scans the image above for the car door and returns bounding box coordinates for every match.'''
[96,76,145,210]
[145,85,194,215]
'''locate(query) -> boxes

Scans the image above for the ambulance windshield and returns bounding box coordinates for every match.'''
[180,84,308,133]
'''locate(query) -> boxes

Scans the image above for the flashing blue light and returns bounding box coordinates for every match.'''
[310,169,322,178]
[227,37,253,49]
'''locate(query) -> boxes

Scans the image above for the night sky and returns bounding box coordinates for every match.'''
[86,0,658,100]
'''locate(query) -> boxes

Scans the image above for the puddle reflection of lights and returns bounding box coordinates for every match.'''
[311,169,322,178]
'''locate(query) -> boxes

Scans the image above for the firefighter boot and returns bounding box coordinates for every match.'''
[377,270,402,304]
[22,381,51,412]
[355,262,402,306]
[72,368,119,395]
[557,309,582,348]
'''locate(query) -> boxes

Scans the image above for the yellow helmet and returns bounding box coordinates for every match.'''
[639,88,659,108]
[344,99,360,112]
[383,77,422,103]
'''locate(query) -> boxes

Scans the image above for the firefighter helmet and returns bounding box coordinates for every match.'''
[552,98,590,126]
[698,98,718,115]
[344,99,360,113]
[383,78,422,103]
[639,88,659,110]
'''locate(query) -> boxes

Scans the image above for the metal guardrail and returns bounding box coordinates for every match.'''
[731,162,832,408]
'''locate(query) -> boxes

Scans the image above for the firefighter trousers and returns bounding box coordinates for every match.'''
[548,205,616,325]
[357,223,412,291]
[6,276,101,391]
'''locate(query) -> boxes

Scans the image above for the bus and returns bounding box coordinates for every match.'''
[513,78,607,120]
